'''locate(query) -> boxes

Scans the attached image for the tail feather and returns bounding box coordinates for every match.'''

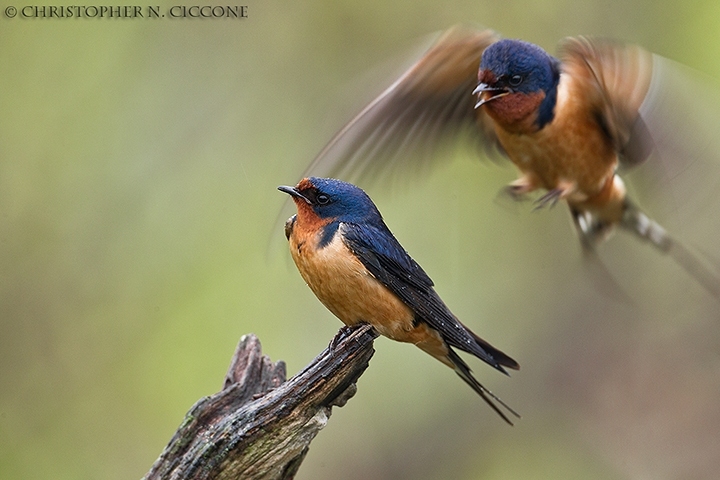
[580,246,636,305]
[570,200,720,301]
[447,349,520,425]
[663,241,720,299]
[621,201,720,299]
[458,325,520,372]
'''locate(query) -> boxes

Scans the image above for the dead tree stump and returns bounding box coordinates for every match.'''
[143,323,379,480]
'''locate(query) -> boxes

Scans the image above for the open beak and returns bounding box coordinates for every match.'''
[473,82,510,109]
[278,185,312,204]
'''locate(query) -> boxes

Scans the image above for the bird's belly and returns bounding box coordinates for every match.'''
[497,117,616,200]
[289,230,417,341]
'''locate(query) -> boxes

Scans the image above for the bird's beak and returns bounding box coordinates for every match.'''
[278,185,312,204]
[473,82,510,109]
[472,82,492,95]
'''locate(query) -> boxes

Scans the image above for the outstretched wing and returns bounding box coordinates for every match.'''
[559,36,655,166]
[302,26,502,186]
[561,37,720,297]
[340,221,518,372]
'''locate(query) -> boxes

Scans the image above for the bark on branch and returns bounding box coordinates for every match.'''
[143,324,379,480]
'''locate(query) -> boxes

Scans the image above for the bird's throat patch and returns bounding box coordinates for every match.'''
[485,91,546,133]
[290,199,337,249]
[293,200,327,231]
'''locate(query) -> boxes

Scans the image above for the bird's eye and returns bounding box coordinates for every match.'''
[316,194,330,205]
[509,75,523,87]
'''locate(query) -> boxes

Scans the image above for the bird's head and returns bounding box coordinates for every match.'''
[475,39,560,131]
[278,177,381,227]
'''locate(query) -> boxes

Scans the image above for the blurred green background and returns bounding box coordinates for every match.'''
[2,1,720,479]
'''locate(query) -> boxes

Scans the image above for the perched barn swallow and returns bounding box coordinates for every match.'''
[296,26,720,298]
[279,177,519,424]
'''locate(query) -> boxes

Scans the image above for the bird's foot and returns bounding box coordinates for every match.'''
[500,185,528,202]
[330,324,368,351]
[501,178,535,202]
[533,188,564,210]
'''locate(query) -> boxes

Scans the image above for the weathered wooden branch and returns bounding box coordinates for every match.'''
[143,323,379,480]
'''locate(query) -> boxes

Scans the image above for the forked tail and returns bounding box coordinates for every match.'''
[620,200,720,299]
[447,349,520,425]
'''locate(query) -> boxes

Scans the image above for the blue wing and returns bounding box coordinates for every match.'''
[341,221,518,372]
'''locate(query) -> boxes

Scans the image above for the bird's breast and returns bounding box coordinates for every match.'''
[288,223,417,340]
[493,74,617,201]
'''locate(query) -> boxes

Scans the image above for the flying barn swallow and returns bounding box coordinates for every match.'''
[279,177,520,424]
[295,26,720,298]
